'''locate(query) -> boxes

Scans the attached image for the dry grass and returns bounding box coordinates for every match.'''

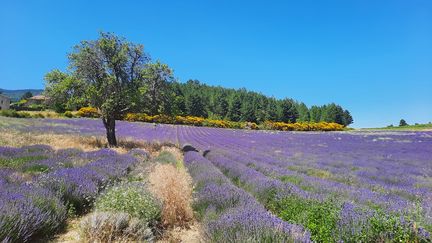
[0,130,101,151]
[148,163,194,229]
[157,222,204,243]
[0,129,177,155]
[18,110,65,118]
[78,212,154,243]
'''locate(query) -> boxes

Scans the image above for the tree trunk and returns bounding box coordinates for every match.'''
[102,115,117,147]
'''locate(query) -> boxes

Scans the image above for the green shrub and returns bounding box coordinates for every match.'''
[154,151,177,165]
[95,182,161,225]
[64,111,74,118]
[0,110,30,118]
[268,196,340,242]
[269,196,429,242]
[27,104,46,111]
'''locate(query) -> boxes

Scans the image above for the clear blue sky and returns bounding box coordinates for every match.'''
[1,0,431,128]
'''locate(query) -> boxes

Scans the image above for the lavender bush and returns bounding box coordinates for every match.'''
[0,182,66,242]
[0,143,144,242]
[184,151,311,242]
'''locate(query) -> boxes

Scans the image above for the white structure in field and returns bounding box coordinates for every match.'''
[0,94,11,110]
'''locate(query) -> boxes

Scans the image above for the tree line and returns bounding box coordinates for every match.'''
[44,32,353,146]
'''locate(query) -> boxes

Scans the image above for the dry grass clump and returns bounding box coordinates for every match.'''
[79,212,154,242]
[148,163,194,228]
[0,130,102,151]
[0,128,176,155]
[19,110,64,118]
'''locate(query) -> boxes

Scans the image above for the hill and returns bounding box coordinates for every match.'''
[0,88,44,102]
[367,123,432,131]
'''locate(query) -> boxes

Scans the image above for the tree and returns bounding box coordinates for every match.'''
[241,99,256,122]
[44,70,88,112]
[68,32,150,146]
[140,61,174,115]
[280,99,299,123]
[254,96,267,124]
[214,92,229,118]
[169,83,186,116]
[342,110,353,126]
[21,91,33,101]
[322,103,345,124]
[309,105,322,122]
[399,119,408,127]
[227,94,242,122]
[296,102,310,122]
[186,92,206,117]
[265,98,279,121]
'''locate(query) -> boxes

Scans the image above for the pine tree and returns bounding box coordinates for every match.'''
[227,94,242,122]
[280,99,299,123]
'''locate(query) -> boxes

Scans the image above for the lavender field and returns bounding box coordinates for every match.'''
[1,117,432,242]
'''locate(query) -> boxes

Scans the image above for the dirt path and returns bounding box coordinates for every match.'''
[51,219,81,243]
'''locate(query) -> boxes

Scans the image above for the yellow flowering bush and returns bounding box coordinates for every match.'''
[262,121,344,131]
[76,107,100,118]
[124,113,344,131]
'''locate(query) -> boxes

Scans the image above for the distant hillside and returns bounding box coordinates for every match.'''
[0,88,44,102]
[369,123,432,131]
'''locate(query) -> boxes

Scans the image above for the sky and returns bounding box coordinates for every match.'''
[0,1,431,128]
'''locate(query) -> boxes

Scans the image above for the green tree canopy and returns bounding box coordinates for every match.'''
[62,32,150,146]
[20,91,33,101]
[44,69,88,112]
[280,98,299,123]
[227,94,242,122]
[186,92,206,117]
[296,102,310,122]
[140,61,175,115]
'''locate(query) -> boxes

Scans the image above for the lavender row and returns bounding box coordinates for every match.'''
[204,150,431,241]
[0,145,144,242]
[184,151,311,242]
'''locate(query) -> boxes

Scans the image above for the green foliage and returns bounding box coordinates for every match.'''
[186,92,207,117]
[309,105,321,122]
[378,122,432,130]
[240,98,256,122]
[0,155,47,168]
[154,151,178,164]
[20,91,33,101]
[227,94,242,122]
[0,110,30,118]
[269,196,428,242]
[95,182,161,225]
[296,102,310,122]
[47,32,152,146]
[213,92,229,118]
[280,98,299,123]
[140,61,175,115]
[399,119,408,126]
[44,69,87,112]
[269,196,339,242]
[22,164,51,173]
[63,111,74,118]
